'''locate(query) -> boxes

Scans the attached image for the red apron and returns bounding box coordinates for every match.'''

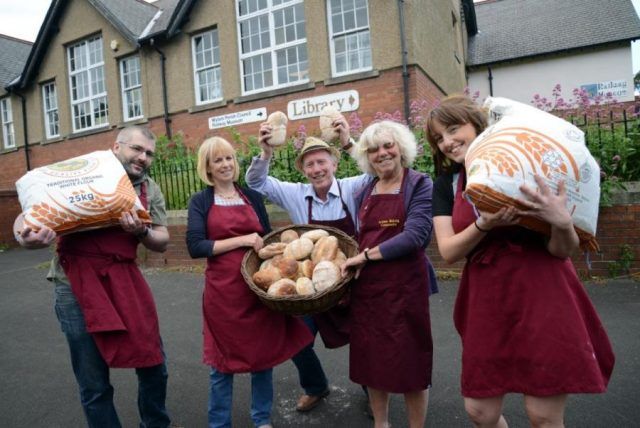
[452,169,615,398]
[307,182,356,349]
[349,169,433,393]
[58,183,163,368]
[203,190,313,373]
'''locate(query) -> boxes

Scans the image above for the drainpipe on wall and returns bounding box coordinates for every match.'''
[397,0,411,122]
[150,38,172,139]
[10,90,31,171]
[488,66,494,96]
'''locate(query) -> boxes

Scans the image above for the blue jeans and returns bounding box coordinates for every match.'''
[291,316,329,396]
[208,367,273,428]
[54,280,171,428]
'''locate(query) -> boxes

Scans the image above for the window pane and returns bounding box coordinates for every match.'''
[356,7,367,27]
[335,36,345,54]
[344,10,355,30]
[332,13,343,33]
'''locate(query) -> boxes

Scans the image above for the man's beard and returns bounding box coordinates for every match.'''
[123,161,147,179]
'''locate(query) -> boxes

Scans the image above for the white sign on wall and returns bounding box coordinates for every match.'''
[208,108,267,129]
[287,90,359,120]
[580,79,629,99]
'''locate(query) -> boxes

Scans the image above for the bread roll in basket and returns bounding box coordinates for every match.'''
[241,224,358,316]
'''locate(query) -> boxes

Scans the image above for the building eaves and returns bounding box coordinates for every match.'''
[7,0,67,91]
[461,0,478,36]
[0,35,32,89]
[468,0,640,67]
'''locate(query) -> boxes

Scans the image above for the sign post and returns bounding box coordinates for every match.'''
[208,108,267,130]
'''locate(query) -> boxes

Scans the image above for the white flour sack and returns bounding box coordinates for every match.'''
[16,150,151,235]
[464,97,600,252]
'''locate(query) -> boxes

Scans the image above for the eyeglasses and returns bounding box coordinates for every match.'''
[117,141,155,158]
[366,141,396,154]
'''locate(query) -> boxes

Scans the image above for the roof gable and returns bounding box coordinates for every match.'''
[88,0,160,43]
[8,0,190,91]
[468,0,640,67]
[0,35,32,88]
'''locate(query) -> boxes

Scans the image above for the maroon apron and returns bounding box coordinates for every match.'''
[452,169,615,398]
[307,182,356,349]
[203,190,313,373]
[349,169,433,393]
[58,182,163,368]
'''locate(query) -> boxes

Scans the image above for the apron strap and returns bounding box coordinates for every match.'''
[307,182,352,223]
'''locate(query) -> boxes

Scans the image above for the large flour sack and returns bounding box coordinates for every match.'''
[16,150,151,235]
[464,97,600,251]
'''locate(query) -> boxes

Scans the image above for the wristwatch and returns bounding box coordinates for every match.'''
[342,137,355,152]
[136,227,150,240]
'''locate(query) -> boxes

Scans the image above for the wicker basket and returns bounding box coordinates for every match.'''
[241,224,359,316]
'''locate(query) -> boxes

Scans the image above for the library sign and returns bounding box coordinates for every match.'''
[287,90,359,120]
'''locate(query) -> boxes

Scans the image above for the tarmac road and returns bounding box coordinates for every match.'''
[1,247,638,427]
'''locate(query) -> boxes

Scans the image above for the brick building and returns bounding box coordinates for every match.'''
[0,0,477,246]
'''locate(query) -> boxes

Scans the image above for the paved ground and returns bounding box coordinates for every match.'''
[1,247,639,427]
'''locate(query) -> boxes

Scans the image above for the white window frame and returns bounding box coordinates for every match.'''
[236,0,309,95]
[327,0,372,77]
[1,98,15,149]
[119,55,144,121]
[42,82,60,139]
[191,29,223,105]
[67,35,109,132]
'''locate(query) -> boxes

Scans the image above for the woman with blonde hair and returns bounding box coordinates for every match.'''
[341,120,434,428]
[186,136,312,428]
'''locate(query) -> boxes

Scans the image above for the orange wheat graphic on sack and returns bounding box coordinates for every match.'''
[24,176,150,234]
[467,127,579,181]
[464,127,598,252]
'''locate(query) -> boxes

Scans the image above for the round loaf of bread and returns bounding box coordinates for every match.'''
[259,258,273,271]
[283,237,314,260]
[273,257,299,280]
[332,250,347,267]
[300,229,329,243]
[319,105,343,142]
[312,260,341,293]
[268,278,297,296]
[298,259,315,278]
[258,242,287,259]
[267,111,288,146]
[252,266,281,290]
[280,229,299,243]
[311,235,339,264]
[295,277,315,296]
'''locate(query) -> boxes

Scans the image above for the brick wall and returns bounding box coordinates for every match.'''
[4,189,637,277]
[165,66,444,151]
[0,191,21,246]
[138,196,639,278]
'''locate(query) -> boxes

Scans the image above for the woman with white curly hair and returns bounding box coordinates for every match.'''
[341,120,435,428]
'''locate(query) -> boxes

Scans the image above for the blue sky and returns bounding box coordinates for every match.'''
[1,0,639,74]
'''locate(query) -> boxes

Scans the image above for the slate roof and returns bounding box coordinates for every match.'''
[89,0,160,43]
[0,35,32,88]
[143,0,181,39]
[468,0,640,67]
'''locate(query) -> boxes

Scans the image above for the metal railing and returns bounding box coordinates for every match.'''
[150,113,640,210]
